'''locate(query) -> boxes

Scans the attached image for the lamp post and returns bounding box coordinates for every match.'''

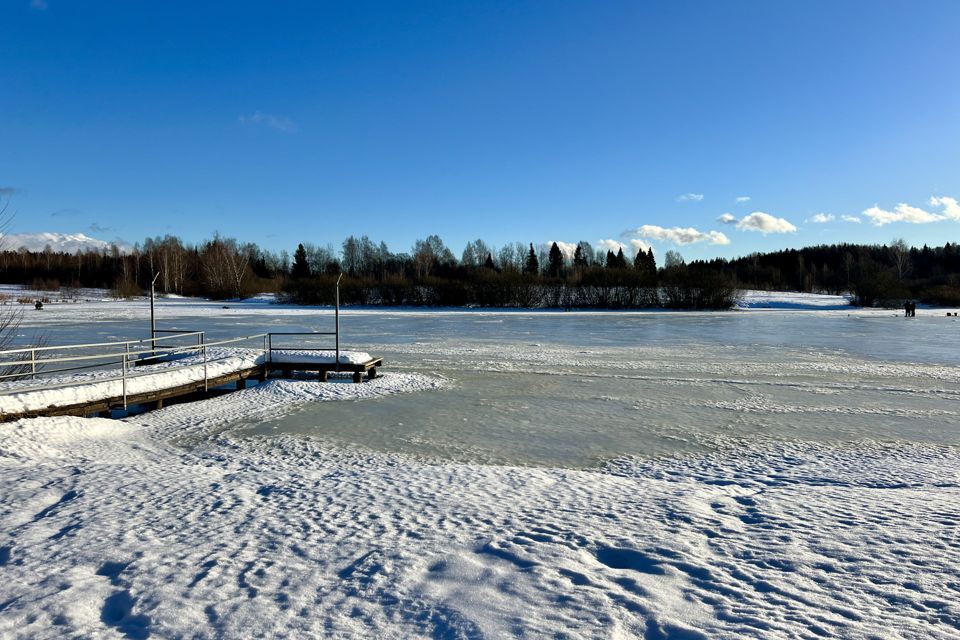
[150,272,160,353]
[335,273,342,372]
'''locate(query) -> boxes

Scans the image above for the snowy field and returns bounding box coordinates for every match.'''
[1,291,960,638]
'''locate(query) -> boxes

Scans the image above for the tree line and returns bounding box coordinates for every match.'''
[1,233,956,309]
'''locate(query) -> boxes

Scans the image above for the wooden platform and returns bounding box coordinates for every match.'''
[0,357,384,422]
[267,357,383,383]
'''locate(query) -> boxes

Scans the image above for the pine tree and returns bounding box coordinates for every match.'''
[525,243,540,274]
[615,248,627,269]
[605,250,617,269]
[484,253,496,270]
[291,243,310,279]
[573,244,588,268]
[547,242,564,278]
[634,247,656,274]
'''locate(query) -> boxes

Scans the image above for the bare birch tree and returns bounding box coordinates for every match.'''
[890,238,911,281]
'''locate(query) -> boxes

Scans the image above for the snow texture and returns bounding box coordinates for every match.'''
[1,416,957,639]
[269,349,373,365]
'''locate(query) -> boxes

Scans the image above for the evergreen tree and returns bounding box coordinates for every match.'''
[605,250,617,269]
[291,243,310,279]
[615,248,627,269]
[573,244,588,268]
[484,253,496,270]
[634,247,656,274]
[547,242,564,278]
[525,243,540,274]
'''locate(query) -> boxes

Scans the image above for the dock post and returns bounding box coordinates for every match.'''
[202,343,208,392]
[122,343,129,410]
[30,348,36,380]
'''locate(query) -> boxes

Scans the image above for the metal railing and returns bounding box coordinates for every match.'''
[0,332,205,382]
[0,332,270,411]
[0,305,346,413]
[266,331,341,371]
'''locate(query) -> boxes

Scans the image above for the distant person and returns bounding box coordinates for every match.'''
[34,300,42,310]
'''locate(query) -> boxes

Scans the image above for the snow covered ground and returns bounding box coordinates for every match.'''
[735,290,853,310]
[2,417,958,638]
[1,290,959,638]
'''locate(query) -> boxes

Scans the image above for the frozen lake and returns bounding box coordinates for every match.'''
[15,298,960,466]
[5,295,960,638]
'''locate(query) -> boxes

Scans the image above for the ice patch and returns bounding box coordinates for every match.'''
[133,372,450,441]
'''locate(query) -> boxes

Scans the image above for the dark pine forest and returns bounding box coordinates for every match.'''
[2,234,958,310]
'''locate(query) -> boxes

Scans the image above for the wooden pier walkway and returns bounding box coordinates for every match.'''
[0,330,383,422]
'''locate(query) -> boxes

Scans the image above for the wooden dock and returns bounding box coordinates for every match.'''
[0,329,383,422]
[2,357,384,421]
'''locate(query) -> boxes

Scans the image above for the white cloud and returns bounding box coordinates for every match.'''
[2,232,131,254]
[808,213,835,223]
[735,196,751,203]
[717,213,737,224]
[842,215,862,223]
[931,196,960,220]
[238,111,297,133]
[736,212,797,234]
[597,239,627,254]
[628,238,652,255]
[676,193,704,202]
[631,225,730,246]
[544,240,578,260]
[863,203,941,226]
[860,196,960,226]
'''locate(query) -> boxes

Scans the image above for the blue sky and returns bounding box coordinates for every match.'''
[2,0,958,260]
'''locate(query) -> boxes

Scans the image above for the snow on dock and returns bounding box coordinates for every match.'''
[0,333,382,420]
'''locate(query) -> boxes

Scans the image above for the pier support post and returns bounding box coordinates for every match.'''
[352,371,362,384]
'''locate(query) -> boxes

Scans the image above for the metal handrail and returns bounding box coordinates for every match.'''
[0,334,270,402]
[266,331,341,372]
[0,321,344,410]
[0,348,255,395]
[0,331,204,357]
